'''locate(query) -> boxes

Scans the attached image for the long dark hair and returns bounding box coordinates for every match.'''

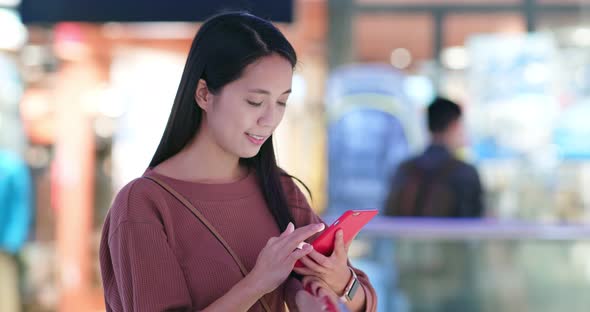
[150,12,302,232]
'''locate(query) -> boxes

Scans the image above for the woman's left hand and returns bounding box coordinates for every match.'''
[292,229,352,295]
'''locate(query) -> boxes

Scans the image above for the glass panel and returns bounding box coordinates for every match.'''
[346,217,590,312]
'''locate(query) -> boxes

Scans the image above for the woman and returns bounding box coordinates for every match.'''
[99,12,376,312]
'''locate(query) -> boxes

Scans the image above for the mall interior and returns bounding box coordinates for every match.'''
[1,0,590,311]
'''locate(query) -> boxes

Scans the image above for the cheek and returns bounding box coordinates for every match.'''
[274,109,287,127]
[210,99,242,125]
[210,105,251,139]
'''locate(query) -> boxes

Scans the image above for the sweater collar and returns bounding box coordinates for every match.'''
[143,167,260,201]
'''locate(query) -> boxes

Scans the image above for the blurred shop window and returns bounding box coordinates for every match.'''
[0,0,21,6]
[356,0,519,4]
[110,48,184,192]
[324,65,422,215]
[0,8,27,51]
[538,0,586,3]
[444,13,525,48]
[0,54,26,154]
[354,14,433,70]
[537,12,589,32]
[20,88,54,146]
[537,12,590,109]
[439,13,525,101]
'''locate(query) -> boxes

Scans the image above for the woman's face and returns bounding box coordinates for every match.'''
[203,53,293,159]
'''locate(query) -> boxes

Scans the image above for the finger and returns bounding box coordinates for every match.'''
[280,222,295,238]
[301,276,317,293]
[288,243,314,263]
[317,287,330,298]
[320,296,337,312]
[344,234,354,252]
[302,276,324,296]
[304,280,313,294]
[301,275,315,286]
[310,281,330,297]
[302,275,325,288]
[308,249,331,267]
[317,288,335,300]
[292,266,317,276]
[299,254,326,272]
[317,289,339,309]
[283,223,325,250]
[296,241,310,250]
[331,230,346,258]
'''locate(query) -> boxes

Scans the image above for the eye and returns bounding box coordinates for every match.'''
[247,100,263,107]
[277,101,287,107]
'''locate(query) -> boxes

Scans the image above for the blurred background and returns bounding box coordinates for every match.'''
[2,0,590,311]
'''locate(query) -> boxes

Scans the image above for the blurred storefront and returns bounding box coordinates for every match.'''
[7,1,328,311]
[326,0,590,223]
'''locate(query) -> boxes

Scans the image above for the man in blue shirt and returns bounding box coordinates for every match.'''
[384,97,484,218]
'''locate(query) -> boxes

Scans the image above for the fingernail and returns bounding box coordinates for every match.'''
[296,242,309,250]
[338,230,344,237]
[316,223,325,231]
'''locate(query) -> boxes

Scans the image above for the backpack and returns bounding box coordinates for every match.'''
[385,158,459,217]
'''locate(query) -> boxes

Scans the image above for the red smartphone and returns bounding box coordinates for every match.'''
[295,209,378,268]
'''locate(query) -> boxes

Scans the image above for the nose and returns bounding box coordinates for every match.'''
[257,103,284,128]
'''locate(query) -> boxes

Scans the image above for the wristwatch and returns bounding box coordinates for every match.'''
[339,267,360,303]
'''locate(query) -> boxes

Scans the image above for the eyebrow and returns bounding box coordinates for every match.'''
[248,88,292,95]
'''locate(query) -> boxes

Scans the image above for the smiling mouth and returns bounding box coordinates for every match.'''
[246,133,267,140]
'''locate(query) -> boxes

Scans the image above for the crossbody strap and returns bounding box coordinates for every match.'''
[144,176,272,312]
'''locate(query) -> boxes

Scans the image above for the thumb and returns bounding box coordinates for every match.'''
[331,229,346,257]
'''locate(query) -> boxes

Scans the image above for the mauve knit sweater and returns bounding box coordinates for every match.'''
[99,168,377,312]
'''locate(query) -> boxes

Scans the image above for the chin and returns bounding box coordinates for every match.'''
[238,148,262,159]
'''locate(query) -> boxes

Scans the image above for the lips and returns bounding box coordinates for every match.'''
[247,133,265,140]
[245,132,268,145]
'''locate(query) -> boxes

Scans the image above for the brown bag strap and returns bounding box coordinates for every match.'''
[144,176,272,312]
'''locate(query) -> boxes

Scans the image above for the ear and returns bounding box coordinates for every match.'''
[195,79,212,111]
[450,118,463,133]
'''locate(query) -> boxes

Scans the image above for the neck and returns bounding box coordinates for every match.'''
[154,124,246,183]
[430,134,450,148]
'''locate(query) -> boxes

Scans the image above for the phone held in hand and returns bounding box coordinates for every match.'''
[295,209,378,268]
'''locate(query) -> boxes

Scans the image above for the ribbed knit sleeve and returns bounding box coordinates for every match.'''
[107,222,193,312]
[282,176,378,312]
[100,181,193,312]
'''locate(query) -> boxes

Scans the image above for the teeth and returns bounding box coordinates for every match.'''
[248,133,264,140]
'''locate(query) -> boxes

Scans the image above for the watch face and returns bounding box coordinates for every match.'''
[346,279,360,301]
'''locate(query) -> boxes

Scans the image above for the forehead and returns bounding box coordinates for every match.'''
[232,54,293,92]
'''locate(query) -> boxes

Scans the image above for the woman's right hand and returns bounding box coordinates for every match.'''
[295,288,341,312]
[249,222,325,295]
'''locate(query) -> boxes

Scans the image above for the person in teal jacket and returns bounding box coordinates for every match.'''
[0,149,32,312]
